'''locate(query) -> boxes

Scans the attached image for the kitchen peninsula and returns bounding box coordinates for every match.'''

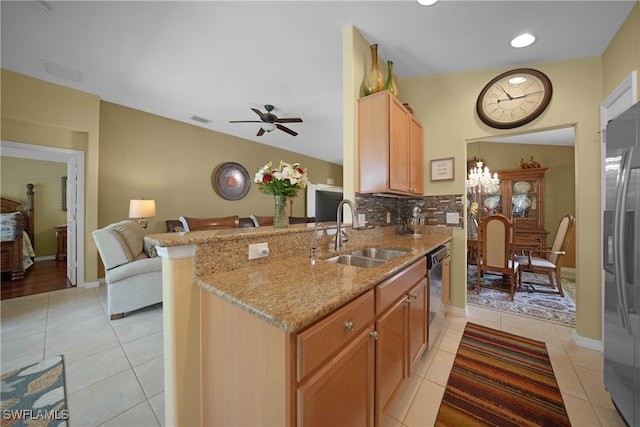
[146,223,452,427]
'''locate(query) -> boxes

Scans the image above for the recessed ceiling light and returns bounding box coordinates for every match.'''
[417,0,439,6]
[511,33,536,48]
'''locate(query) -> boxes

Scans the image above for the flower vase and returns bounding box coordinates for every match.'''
[468,216,478,238]
[273,195,289,228]
[384,60,398,97]
[363,44,384,96]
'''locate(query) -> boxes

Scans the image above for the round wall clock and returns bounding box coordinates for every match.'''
[476,68,552,129]
[212,162,251,200]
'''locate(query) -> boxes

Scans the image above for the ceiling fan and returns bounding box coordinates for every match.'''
[229,104,303,136]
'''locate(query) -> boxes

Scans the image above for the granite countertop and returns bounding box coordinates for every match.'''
[195,231,451,333]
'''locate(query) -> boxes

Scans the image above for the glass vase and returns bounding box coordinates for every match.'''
[468,216,478,238]
[363,43,384,96]
[273,195,289,228]
[384,60,398,97]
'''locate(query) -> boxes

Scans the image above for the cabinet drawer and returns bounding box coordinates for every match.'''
[297,289,375,382]
[376,258,426,313]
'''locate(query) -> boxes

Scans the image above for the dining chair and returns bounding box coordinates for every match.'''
[476,214,519,301]
[515,214,575,297]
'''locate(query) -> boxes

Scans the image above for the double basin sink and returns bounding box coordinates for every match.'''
[325,247,407,268]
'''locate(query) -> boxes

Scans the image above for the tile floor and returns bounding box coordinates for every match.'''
[0,284,628,427]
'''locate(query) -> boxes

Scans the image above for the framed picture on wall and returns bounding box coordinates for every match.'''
[430,157,455,181]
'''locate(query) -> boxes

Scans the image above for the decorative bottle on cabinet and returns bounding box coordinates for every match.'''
[384,60,398,97]
[363,44,384,96]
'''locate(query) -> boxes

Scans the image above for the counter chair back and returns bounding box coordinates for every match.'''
[476,214,519,301]
[515,214,575,297]
[180,215,240,231]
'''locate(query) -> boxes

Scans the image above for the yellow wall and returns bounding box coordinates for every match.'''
[1,69,100,283]
[1,157,68,256]
[603,2,640,96]
[99,102,343,233]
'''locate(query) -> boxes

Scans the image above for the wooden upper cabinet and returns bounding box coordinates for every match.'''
[358,91,424,196]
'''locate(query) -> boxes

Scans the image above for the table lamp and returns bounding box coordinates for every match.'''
[129,199,156,229]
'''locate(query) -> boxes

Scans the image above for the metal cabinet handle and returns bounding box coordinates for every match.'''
[410,292,418,300]
[344,321,355,332]
[370,331,379,340]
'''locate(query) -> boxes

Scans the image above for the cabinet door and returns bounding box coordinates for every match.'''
[409,115,424,195]
[297,326,375,427]
[389,98,411,193]
[375,297,408,422]
[407,278,428,372]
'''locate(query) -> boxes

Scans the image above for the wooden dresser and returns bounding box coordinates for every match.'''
[55,224,67,261]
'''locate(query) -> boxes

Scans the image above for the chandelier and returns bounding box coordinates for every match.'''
[466,161,500,194]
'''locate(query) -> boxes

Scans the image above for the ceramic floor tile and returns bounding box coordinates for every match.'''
[402,378,445,427]
[67,369,147,426]
[0,331,45,361]
[99,401,160,427]
[0,350,45,374]
[112,307,163,343]
[550,358,588,400]
[148,392,165,427]
[65,345,131,394]
[424,349,455,387]
[561,393,601,426]
[387,374,423,422]
[436,327,464,355]
[44,325,120,363]
[573,365,615,408]
[45,314,113,345]
[134,355,165,398]
[592,402,628,427]
[562,339,604,372]
[122,330,164,366]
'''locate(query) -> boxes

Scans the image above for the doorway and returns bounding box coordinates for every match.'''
[0,140,86,290]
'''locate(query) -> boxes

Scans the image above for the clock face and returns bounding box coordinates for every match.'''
[476,68,552,129]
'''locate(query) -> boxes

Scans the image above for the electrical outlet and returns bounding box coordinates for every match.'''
[327,178,335,185]
[248,242,269,260]
[446,212,460,224]
[358,213,366,226]
[386,212,391,224]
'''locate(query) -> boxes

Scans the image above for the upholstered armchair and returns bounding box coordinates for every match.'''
[92,220,162,320]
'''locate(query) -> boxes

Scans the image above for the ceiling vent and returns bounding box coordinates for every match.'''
[40,59,83,82]
[190,115,212,124]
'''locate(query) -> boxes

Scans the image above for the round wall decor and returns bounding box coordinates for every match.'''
[212,162,251,200]
[476,68,552,129]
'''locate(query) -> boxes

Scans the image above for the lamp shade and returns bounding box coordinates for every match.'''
[129,199,156,219]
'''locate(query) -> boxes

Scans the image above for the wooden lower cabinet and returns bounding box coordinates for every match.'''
[201,258,429,427]
[297,326,375,427]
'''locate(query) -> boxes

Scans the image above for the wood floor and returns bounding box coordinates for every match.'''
[1,259,72,300]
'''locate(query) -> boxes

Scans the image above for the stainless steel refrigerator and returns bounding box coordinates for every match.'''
[604,101,640,426]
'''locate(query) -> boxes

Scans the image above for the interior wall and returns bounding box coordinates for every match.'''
[0,157,67,257]
[98,102,343,233]
[1,69,100,284]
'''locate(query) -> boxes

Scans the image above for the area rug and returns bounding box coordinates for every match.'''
[435,322,570,427]
[466,265,576,326]
[0,355,69,426]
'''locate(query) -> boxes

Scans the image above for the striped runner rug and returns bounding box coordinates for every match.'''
[435,322,571,426]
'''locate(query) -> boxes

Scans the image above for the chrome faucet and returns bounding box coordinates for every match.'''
[335,199,359,251]
[310,222,326,266]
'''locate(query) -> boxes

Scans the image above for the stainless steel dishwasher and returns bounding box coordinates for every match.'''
[426,244,450,349]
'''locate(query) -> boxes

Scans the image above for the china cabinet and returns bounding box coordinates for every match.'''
[358,90,424,196]
[468,167,549,251]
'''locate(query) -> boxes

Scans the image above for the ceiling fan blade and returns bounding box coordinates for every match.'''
[229,120,262,123]
[257,127,266,136]
[277,124,298,136]
[251,108,267,121]
[275,118,303,123]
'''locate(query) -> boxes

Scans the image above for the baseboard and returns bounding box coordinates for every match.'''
[81,280,100,289]
[573,329,603,351]
[448,304,468,317]
[34,255,56,261]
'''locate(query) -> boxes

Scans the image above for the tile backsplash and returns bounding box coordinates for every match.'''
[355,193,464,228]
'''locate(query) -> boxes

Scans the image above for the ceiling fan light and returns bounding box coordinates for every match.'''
[261,122,277,132]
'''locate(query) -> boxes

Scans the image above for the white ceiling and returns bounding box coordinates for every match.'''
[1,1,635,164]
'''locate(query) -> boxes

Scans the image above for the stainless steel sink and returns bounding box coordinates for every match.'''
[324,254,387,268]
[350,248,406,261]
